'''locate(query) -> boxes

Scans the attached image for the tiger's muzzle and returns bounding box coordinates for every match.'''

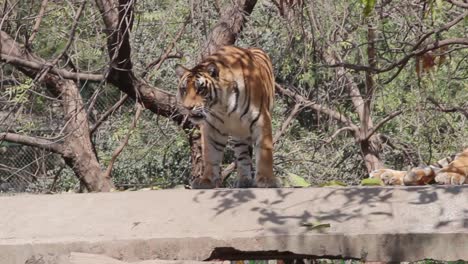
[185,106,206,123]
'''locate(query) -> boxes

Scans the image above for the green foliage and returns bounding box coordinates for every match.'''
[3,79,31,104]
[360,0,376,17]
[1,0,466,193]
[284,173,311,188]
[360,178,384,186]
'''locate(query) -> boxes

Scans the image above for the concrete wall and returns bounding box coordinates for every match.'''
[1,186,467,263]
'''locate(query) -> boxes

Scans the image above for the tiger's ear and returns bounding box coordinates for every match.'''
[175,64,189,79]
[206,63,218,78]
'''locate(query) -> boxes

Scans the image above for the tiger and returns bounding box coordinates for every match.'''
[175,46,277,189]
[369,148,468,185]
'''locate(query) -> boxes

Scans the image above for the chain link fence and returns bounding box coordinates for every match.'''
[0,84,191,195]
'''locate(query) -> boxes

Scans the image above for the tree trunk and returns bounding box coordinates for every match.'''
[359,135,383,172]
[54,79,114,192]
[320,24,384,173]
[1,31,113,192]
[360,21,384,172]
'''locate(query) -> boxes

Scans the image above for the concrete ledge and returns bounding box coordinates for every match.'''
[1,186,467,263]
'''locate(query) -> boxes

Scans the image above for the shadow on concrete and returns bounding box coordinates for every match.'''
[194,185,467,261]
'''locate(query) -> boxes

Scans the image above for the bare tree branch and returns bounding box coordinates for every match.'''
[325,8,467,76]
[275,83,357,128]
[411,10,467,52]
[273,103,302,143]
[444,0,468,8]
[0,53,104,81]
[141,16,189,78]
[103,103,143,179]
[322,126,357,144]
[142,53,183,78]
[427,97,468,117]
[34,1,87,83]
[0,133,63,154]
[364,110,404,142]
[383,37,468,84]
[28,0,49,43]
[90,94,129,134]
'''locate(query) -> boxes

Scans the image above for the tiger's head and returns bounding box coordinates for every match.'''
[175,62,219,123]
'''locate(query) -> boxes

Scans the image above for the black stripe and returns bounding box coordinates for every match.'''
[238,150,250,157]
[207,85,217,108]
[205,120,227,136]
[237,156,248,162]
[228,84,240,115]
[233,142,248,148]
[240,72,252,119]
[209,136,226,150]
[212,84,218,104]
[209,111,224,124]
[249,99,263,132]
[240,90,250,119]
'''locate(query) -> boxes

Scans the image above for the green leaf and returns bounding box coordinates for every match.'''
[361,0,376,17]
[361,178,384,186]
[286,172,310,187]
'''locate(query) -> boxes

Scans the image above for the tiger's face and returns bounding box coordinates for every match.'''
[175,63,219,123]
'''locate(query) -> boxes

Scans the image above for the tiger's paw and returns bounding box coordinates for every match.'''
[235,177,254,188]
[435,172,466,185]
[191,178,220,189]
[255,177,279,188]
[369,169,405,185]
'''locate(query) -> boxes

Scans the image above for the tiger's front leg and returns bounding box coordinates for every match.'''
[232,137,254,188]
[252,113,278,188]
[191,124,228,189]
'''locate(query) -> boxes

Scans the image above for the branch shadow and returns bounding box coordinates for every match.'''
[192,185,467,261]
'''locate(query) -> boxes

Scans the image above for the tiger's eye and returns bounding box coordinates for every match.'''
[179,85,187,95]
[195,81,206,94]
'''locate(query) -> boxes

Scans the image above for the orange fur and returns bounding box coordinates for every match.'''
[369,148,468,186]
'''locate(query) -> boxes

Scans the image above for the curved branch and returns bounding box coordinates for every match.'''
[142,53,183,78]
[0,133,63,154]
[444,0,468,8]
[90,94,129,135]
[323,126,357,144]
[364,110,404,142]
[141,16,189,78]
[411,10,467,52]
[275,83,358,129]
[427,97,468,118]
